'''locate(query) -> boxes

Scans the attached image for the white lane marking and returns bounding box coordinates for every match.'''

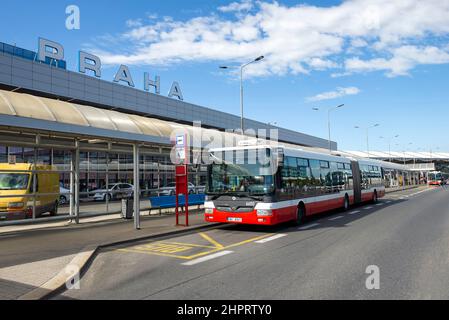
[298,223,320,230]
[182,251,234,266]
[349,210,361,215]
[364,206,373,210]
[386,201,392,204]
[376,203,384,206]
[329,216,344,221]
[255,234,288,244]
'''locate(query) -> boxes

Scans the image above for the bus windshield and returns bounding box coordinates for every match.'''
[0,173,30,191]
[429,172,442,181]
[207,163,275,196]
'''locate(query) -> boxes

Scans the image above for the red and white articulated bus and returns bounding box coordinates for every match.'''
[204,144,386,226]
[428,171,444,186]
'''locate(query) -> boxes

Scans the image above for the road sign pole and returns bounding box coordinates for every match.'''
[175,164,189,226]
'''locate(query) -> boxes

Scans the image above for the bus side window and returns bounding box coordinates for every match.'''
[320,161,331,192]
[309,160,321,195]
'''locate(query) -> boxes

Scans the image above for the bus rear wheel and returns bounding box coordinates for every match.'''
[372,191,378,203]
[295,204,305,226]
[343,195,350,211]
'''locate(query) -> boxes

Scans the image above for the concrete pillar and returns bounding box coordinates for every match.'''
[69,149,75,219]
[32,147,37,220]
[74,140,80,224]
[133,144,141,230]
[105,152,109,213]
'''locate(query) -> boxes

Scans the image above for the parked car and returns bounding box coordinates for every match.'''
[159,182,196,196]
[59,186,70,205]
[195,185,206,194]
[92,183,134,201]
[0,163,59,220]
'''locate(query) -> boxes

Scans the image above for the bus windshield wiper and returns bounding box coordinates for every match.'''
[225,192,262,201]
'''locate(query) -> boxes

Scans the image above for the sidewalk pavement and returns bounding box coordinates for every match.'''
[385,185,421,194]
[0,210,216,300]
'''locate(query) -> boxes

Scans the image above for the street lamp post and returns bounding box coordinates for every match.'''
[404,142,413,166]
[313,104,345,153]
[220,56,265,133]
[379,134,399,162]
[355,124,380,157]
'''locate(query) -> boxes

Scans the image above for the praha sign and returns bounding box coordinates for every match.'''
[38,38,183,100]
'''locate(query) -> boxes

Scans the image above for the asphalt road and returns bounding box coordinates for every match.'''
[55,186,449,300]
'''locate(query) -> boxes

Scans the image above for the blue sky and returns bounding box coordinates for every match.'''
[1,0,449,152]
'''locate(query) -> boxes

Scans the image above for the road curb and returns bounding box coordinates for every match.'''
[17,222,221,300]
[385,186,421,194]
[17,245,98,300]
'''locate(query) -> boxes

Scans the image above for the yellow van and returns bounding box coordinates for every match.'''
[0,163,60,221]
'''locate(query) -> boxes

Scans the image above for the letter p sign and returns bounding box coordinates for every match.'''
[66,5,80,30]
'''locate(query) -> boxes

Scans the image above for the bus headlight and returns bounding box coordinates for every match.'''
[8,202,24,209]
[205,208,214,214]
[257,209,273,217]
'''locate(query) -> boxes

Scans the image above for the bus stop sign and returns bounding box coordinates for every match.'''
[175,165,189,226]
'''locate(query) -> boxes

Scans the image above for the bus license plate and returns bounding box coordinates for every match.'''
[227,217,242,222]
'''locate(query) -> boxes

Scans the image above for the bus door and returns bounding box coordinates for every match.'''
[351,161,362,204]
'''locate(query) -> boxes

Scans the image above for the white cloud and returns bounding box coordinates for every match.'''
[350,38,368,48]
[346,45,449,76]
[218,0,254,13]
[90,0,449,78]
[126,19,143,28]
[306,58,339,70]
[306,87,361,102]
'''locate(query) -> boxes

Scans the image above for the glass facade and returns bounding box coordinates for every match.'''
[0,144,207,222]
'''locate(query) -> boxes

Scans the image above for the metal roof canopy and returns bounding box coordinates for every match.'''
[0,89,340,156]
[0,89,262,151]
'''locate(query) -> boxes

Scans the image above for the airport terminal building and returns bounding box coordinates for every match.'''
[0,39,335,224]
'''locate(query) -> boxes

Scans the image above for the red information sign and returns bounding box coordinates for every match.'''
[175,165,189,226]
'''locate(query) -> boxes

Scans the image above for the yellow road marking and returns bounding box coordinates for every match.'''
[117,248,192,260]
[116,233,276,260]
[225,234,275,249]
[181,233,275,260]
[161,241,216,249]
[199,232,224,249]
[133,243,192,254]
